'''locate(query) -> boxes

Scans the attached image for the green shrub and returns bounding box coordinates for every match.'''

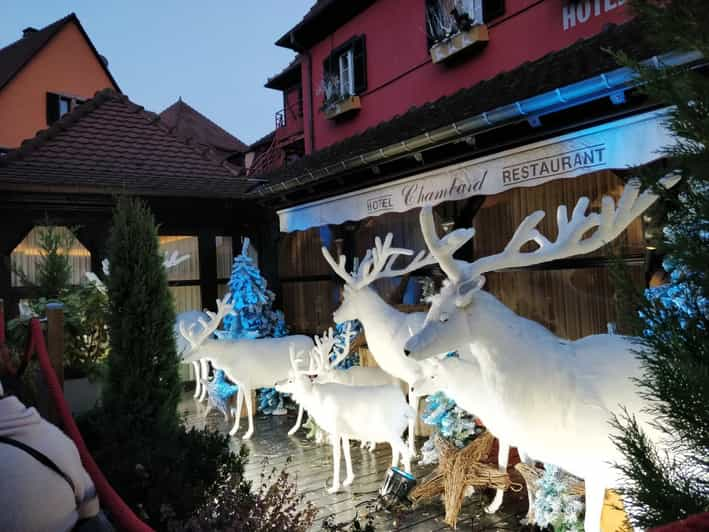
[79,409,248,529]
[167,458,317,532]
[103,196,180,434]
[8,222,109,378]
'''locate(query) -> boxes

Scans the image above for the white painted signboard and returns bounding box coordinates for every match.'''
[278,109,673,232]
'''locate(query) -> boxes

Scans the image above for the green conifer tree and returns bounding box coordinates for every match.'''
[103,197,180,435]
[611,1,709,527]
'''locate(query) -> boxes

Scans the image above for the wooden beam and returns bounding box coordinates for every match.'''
[198,229,218,312]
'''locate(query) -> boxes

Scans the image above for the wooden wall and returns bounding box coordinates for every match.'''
[278,170,648,339]
[473,170,646,339]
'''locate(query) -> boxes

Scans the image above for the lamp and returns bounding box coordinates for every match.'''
[378,467,417,509]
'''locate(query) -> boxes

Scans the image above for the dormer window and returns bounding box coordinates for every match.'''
[46,92,85,125]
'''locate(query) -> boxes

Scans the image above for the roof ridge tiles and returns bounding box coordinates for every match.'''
[1,88,243,177]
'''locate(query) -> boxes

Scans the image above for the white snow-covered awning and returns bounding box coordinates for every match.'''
[278,109,674,232]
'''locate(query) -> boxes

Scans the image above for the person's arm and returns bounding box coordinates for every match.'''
[77,469,100,519]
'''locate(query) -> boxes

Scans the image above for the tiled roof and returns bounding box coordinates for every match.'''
[265,55,301,90]
[275,0,376,50]
[0,89,262,198]
[0,13,119,92]
[248,130,275,151]
[253,20,661,195]
[160,98,247,160]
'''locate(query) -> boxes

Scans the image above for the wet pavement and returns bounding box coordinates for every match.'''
[180,392,528,531]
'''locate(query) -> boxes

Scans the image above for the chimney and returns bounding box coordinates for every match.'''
[22,27,38,38]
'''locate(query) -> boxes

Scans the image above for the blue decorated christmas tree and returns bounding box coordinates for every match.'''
[419,390,479,465]
[328,320,363,370]
[221,238,287,340]
[218,238,289,415]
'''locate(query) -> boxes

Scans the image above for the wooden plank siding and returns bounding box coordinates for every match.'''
[278,170,648,339]
[473,170,647,339]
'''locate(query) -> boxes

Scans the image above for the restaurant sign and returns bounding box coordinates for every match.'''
[278,109,673,232]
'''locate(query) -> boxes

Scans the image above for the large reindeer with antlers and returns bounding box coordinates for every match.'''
[180,293,314,439]
[321,233,471,454]
[404,176,680,531]
[276,344,414,494]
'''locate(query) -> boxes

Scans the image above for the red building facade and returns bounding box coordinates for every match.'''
[245,0,695,339]
[266,0,631,158]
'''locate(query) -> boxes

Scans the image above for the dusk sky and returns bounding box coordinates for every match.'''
[1,0,314,145]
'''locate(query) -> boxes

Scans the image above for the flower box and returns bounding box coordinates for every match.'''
[323,95,361,120]
[429,24,489,64]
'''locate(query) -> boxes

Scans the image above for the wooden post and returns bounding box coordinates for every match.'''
[46,302,64,425]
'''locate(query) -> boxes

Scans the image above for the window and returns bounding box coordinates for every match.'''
[339,49,354,97]
[426,0,504,45]
[11,226,90,287]
[159,235,201,313]
[46,92,85,125]
[322,35,367,102]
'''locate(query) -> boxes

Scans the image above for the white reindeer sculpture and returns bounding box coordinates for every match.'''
[404,176,681,531]
[320,230,471,455]
[180,293,314,439]
[304,325,404,450]
[276,345,414,494]
[174,310,209,399]
[411,355,534,515]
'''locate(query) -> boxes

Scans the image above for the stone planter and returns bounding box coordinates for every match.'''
[64,377,102,415]
[430,24,489,63]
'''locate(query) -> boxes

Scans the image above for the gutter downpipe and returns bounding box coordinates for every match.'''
[254,50,702,197]
[290,32,316,155]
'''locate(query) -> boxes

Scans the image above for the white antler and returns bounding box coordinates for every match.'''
[289,343,318,376]
[322,233,437,289]
[163,250,191,270]
[179,292,234,351]
[311,328,337,373]
[460,175,680,280]
[327,322,354,369]
[419,209,476,284]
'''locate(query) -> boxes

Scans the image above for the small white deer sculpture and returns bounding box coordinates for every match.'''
[321,232,470,454]
[276,345,414,494]
[180,293,314,439]
[305,325,404,450]
[405,176,680,531]
[411,355,534,515]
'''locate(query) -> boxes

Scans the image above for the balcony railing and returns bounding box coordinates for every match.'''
[275,100,303,129]
[275,109,286,129]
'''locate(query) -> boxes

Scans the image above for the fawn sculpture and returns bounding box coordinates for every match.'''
[302,325,404,450]
[405,176,680,531]
[276,345,414,494]
[411,355,535,515]
[180,293,314,439]
[321,233,470,455]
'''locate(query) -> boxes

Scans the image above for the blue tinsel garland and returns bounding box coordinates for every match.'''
[328,320,363,370]
[204,369,238,418]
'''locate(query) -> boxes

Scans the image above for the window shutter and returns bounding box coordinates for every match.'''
[46,92,60,125]
[482,0,505,22]
[353,35,367,95]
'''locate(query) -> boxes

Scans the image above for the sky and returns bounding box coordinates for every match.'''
[1,0,315,145]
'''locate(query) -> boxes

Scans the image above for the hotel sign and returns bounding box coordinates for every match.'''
[278,109,674,232]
